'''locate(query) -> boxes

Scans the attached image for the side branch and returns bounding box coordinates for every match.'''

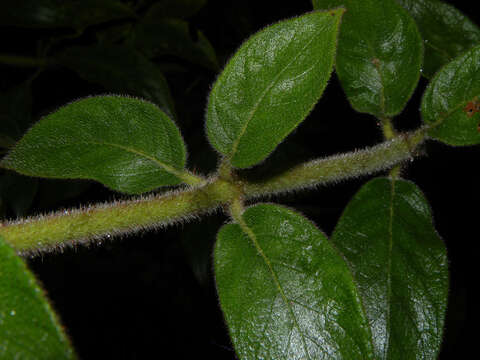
[243,128,426,198]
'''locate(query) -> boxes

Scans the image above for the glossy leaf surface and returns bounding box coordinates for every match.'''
[132,18,219,70]
[1,96,187,194]
[397,0,480,78]
[421,45,480,145]
[57,45,176,119]
[331,178,448,359]
[206,9,343,168]
[215,204,374,359]
[0,236,75,359]
[313,0,423,117]
[0,0,134,29]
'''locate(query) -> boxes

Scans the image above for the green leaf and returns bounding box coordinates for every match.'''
[1,96,188,194]
[421,44,480,145]
[313,0,423,117]
[0,0,135,30]
[206,9,343,168]
[131,18,219,71]
[215,203,374,359]
[56,45,176,119]
[331,177,448,359]
[396,0,480,79]
[0,235,76,359]
[144,0,207,20]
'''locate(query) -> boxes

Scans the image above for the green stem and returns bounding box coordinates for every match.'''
[0,128,426,255]
[0,54,48,67]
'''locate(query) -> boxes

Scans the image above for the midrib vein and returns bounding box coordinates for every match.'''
[384,178,396,358]
[89,140,182,177]
[228,29,318,161]
[237,218,312,360]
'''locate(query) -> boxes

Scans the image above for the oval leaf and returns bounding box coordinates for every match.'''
[56,45,176,120]
[215,203,374,359]
[0,236,76,359]
[206,9,344,168]
[1,96,188,194]
[331,178,448,359]
[313,0,423,117]
[396,0,480,79]
[421,44,480,145]
[0,0,134,29]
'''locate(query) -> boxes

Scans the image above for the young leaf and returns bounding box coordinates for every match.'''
[421,45,480,146]
[1,96,189,194]
[215,204,374,359]
[313,0,423,118]
[331,178,448,359]
[396,0,480,79]
[131,18,219,71]
[56,45,176,120]
[0,0,135,30]
[206,9,344,168]
[0,236,76,359]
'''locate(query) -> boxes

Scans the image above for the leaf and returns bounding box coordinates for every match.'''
[131,18,219,71]
[0,0,135,30]
[396,0,480,79]
[144,0,207,20]
[206,9,343,168]
[215,203,374,359]
[331,177,448,359]
[421,44,480,145]
[313,0,423,118]
[56,45,176,120]
[1,96,188,194]
[0,235,76,359]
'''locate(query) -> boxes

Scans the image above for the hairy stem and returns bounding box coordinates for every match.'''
[0,128,426,255]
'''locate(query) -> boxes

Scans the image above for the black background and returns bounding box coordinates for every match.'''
[1,0,478,358]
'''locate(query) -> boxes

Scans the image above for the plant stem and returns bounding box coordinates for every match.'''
[0,128,426,255]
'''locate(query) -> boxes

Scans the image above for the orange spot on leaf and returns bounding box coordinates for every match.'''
[464,96,480,118]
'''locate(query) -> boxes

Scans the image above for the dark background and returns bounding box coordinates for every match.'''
[1,0,478,358]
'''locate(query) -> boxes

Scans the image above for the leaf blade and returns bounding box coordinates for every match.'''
[215,203,374,359]
[0,235,76,359]
[396,0,480,79]
[206,9,343,168]
[1,96,188,194]
[421,44,480,145]
[313,0,423,117]
[331,178,448,359]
